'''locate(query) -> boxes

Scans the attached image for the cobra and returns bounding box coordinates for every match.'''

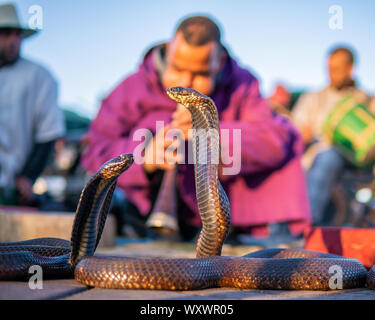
[0,87,374,290]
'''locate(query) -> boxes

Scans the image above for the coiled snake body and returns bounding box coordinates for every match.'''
[0,87,374,290]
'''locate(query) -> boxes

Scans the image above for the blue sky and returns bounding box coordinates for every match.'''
[5,0,375,118]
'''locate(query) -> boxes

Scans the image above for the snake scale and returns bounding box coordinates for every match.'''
[0,86,374,290]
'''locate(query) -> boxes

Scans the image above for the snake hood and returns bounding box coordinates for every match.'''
[167,87,214,109]
[98,154,134,180]
[69,153,134,266]
[166,86,220,135]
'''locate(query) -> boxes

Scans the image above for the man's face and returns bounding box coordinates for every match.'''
[0,28,22,66]
[162,32,224,95]
[328,51,353,89]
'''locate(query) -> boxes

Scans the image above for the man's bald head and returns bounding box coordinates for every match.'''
[174,15,222,47]
[329,46,355,65]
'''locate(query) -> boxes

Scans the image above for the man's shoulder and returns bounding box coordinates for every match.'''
[229,56,259,84]
[105,70,145,105]
[297,87,327,102]
[17,57,56,83]
[105,48,159,101]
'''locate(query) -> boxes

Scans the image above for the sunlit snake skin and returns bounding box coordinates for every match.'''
[0,87,374,290]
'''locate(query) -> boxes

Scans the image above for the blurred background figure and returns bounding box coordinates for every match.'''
[0,3,65,206]
[268,84,292,117]
[82,15,311,244]
[292,45,375,226]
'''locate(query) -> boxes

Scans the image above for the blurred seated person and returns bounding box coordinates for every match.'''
[82,15,311,243]
[0,4,65,206]
[292,45,375,225]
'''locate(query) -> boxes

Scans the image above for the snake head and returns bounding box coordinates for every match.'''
[99,153,134,180]
[166,86,209,108]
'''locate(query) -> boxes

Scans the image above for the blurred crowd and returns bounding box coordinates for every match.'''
[1,3,375,245]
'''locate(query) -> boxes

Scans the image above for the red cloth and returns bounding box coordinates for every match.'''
[304,227,375,269]
[269,84,290,107]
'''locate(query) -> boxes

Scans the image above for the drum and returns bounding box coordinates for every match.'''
[323,96,375,167]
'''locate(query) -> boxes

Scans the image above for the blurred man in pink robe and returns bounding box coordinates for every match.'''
[82,16,311,244]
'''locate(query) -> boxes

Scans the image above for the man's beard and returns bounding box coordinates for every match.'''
[334,78,355,91]
[0,47,20,67]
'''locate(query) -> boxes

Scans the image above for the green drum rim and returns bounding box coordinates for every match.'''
[323,95,375,167]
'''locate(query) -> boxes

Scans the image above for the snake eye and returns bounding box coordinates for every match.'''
[166,87,207,106]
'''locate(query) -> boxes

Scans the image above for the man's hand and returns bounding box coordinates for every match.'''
[170,103,192,140]
[143,104,194,174]
[143,124,179,173]
[300,124,314,145]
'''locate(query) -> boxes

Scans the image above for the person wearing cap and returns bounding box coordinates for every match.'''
[82,15,311,244]
[0,3,65,206]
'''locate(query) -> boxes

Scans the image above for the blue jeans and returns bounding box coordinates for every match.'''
[307,148,347,225]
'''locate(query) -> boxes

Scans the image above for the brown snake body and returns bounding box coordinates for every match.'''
[0,87,374,290]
